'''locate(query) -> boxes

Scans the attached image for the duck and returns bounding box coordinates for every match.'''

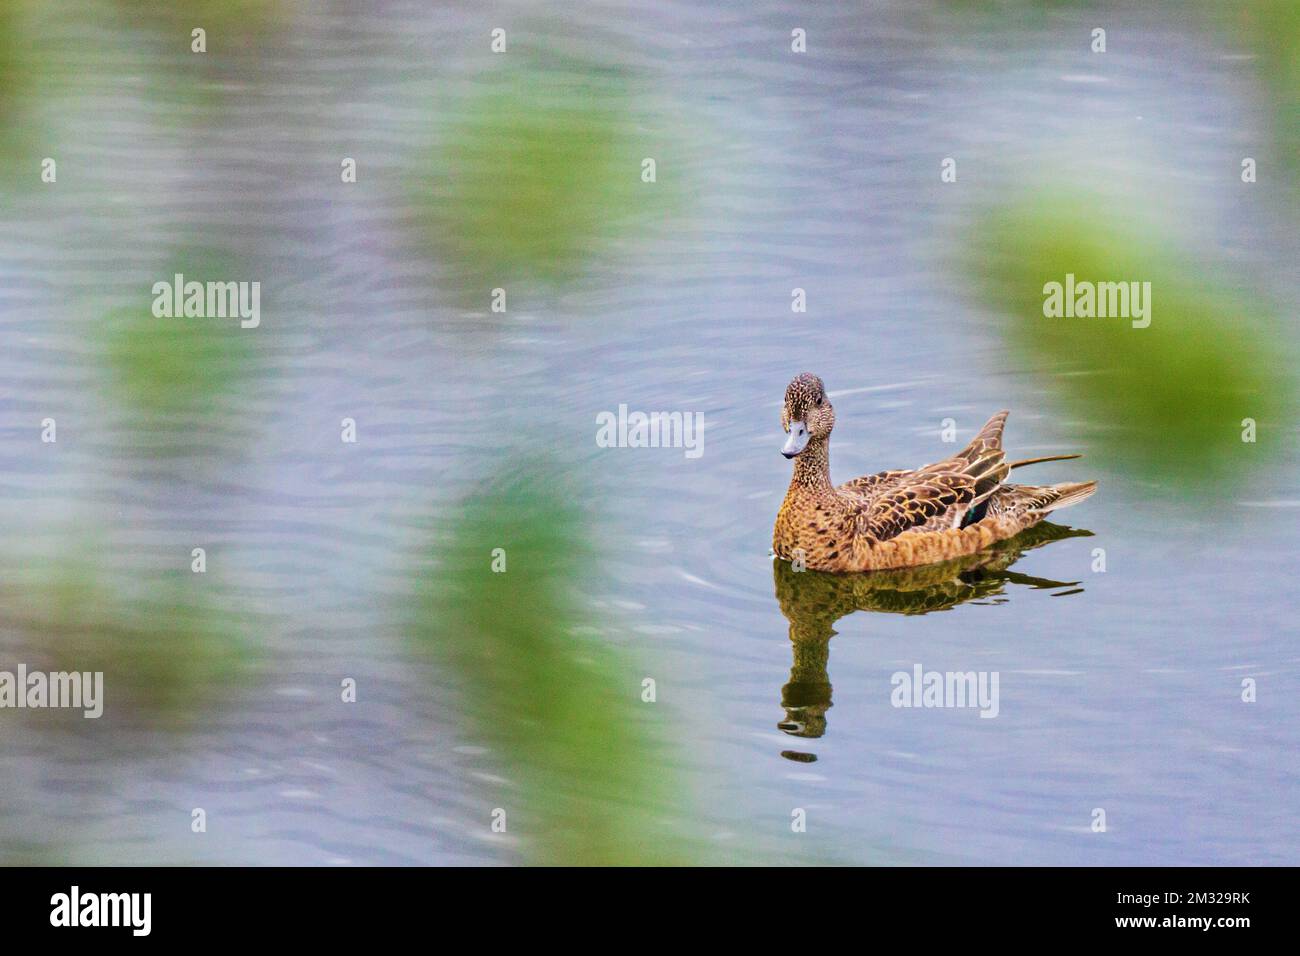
[772,373,1096,573]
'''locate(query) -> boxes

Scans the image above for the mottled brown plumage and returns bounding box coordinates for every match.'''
[773,373,1096,572]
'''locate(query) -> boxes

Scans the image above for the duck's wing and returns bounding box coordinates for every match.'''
[857,411,1014,540]
[837,469,912,498]
[960,410,1010,459]
[857,469,979,540]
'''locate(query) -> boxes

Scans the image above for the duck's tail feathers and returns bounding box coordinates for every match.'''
[982,480,1098,523]
[1026,480,1098,515]
[1008,453,1082,470]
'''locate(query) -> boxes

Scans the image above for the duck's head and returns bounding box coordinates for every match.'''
[780,372,834,458]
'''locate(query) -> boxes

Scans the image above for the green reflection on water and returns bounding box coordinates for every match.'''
[412,58,670,302]
[968,192,1292,492]
[409,462,691,865]
[1,554,257,729]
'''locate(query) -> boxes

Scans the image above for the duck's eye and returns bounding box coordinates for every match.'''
[815,396,824,406]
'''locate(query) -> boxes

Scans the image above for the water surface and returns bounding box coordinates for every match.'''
[1,1,1297,865]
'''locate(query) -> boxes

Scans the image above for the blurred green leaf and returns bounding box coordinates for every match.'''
[413,65,653,299]
[101,250,262,433]
[0,0,35,157]
[0,3,18,123]
[967,190,1293,489]
[110,0,289,38]
[104,306,255,415]
[408,463,687,865]
[3,555,256,727]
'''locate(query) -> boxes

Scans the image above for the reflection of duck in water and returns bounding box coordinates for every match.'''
[773,521,1092,749]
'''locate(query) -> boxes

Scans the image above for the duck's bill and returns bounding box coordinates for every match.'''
[782,421,809,458]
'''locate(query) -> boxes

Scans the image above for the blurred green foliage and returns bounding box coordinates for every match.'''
[0,0,33,156]
[967,190,1292,488]
[109,0,289,39]
[3,555,255,727]
[102,251,261,434]
[408,465,686,865]
[415,66,653,299]
[0,4,18,121]
[104,305,256,418]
